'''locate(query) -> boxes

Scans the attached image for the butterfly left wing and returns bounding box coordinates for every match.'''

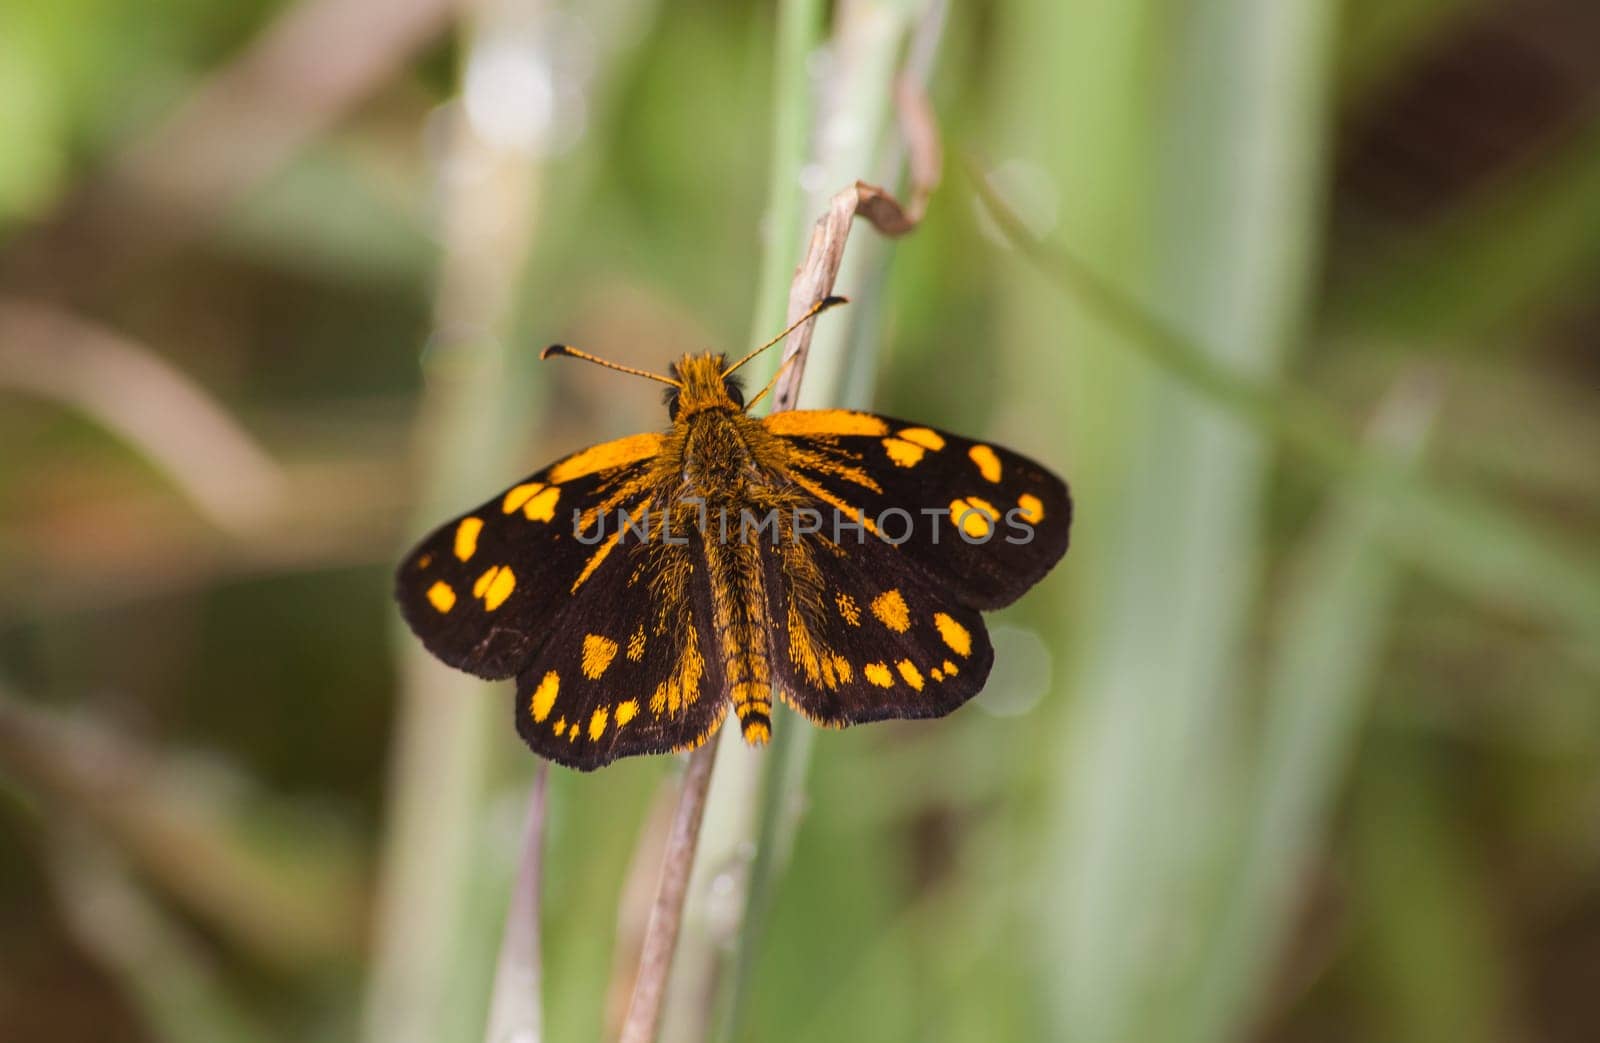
[395,432,663,679]
[762,532,995,729]
[763,410,1070,610]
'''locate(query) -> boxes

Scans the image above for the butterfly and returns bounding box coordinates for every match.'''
[395,298,1071,770]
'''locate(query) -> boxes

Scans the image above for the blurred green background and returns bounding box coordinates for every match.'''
[2,1,1598,1041]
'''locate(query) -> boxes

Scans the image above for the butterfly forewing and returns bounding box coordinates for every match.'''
[395,432,663,679]
[764,410,1071,609]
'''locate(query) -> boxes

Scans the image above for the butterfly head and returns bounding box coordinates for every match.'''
[540,295,846,421]
[666,353,744,420]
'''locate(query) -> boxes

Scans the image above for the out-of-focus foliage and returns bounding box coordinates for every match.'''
[1,1,1597,1041]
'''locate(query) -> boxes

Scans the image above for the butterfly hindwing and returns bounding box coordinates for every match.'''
[763,532,994,728]
[511,532,729,771]
[395,432,663,679]
[764,410,1071,610]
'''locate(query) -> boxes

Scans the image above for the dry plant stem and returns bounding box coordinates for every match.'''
[484,765,551,1043]
[0,299,287,535]
[770,182,924,411]
[618,738,721,1043]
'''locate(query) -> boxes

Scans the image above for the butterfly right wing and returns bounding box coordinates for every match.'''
[763,410,1070,610]
[763,529,995,729]
[394,432,664,680]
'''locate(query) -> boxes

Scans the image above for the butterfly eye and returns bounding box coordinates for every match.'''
[665,387,682,420]
[724,379,745,409]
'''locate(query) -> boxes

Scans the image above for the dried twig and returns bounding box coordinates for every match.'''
[617,737,721,1043]
[484,765,552,1043]
[770,181,926,413]
[0,299,288,536]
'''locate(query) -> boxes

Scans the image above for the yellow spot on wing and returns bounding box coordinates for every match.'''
[530,671,560,722]
[522,485,561,522]
[548,432,663,483]
[764,410,889,438]
[553,717,566,737]
[897,427,945,451]
[416,553,433,569]
[581,634,618,679]
[474,565,516,610]
[942,659,959,676]
[836,592,862,626]
[864,662,894,688]
[502,482,544,514]
[588,707,608,740]
[882,437,925,467]
[934,614,972,657]
[426,581,456,613]
[870,589,911,633]
[454,517,483,560]
[896,659,924,690]
[1017,492,1044,523]
[831,655,852,683]
[950,496,999,539]
[626,626,646,662]
[969,444,1002,482]
[616,700,638,727]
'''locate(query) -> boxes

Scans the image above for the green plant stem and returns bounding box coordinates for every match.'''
[746,0,828,350]
[1182,377,1440,1043]
[363,4,549,1042]
[970,165,1600,655]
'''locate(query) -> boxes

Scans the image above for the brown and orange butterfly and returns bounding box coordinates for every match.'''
[396,299,1071,770]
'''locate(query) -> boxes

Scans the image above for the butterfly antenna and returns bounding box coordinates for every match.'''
[721,295,849,379]
[541,344,683,387]
[742,350,802,413]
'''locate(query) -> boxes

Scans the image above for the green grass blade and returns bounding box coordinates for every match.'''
[1181,377,1441,1043]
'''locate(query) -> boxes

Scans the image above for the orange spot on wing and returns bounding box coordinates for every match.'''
[530,671,560,722]
[870,589,910,633]
[426,581,456,613]
[548,433,663,483]
[897,427,946,451]
[454,517,483,560]
[968,444,1002,483]
[934,614,972,658]
[764,410,889,438]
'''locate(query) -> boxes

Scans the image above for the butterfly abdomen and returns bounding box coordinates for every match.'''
[704,528,774,745]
